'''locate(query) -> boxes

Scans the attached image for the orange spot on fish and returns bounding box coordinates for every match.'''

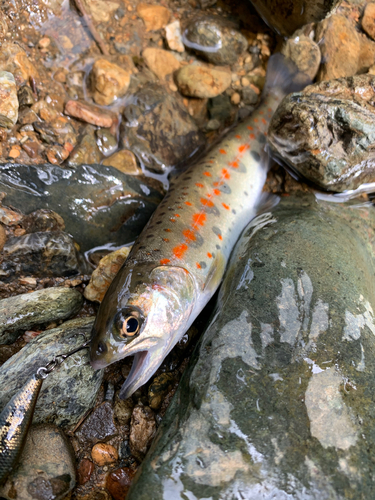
[219,149,227,154]
[170,218,176,223]
[218,234,223,240]
[192,213,206,226]
[239,144,249,153]
[162,238,169,242]
[235,134,241,139]
[222,169,230,180]
[209,160,214,164]
[267,108,272,113]
[207,252,212,258]
[249,133,255,139]
[174,214,180,217]
[203,171,212,177]
[229,161,239,168]
[185,201,192,206]
[259,110,264,115]
[247,125,253,131]
[196,262,202,269]
[264,131,267,136]
[183,229,196,242]
[222,203,230,210]
[164,228,171,232]
[201,198,214,207]
[173,243,188,259]
[196,183,204,188]
[254,118,259,123]
[160,258,170,265]
[213,189,221,196]
[261,118,267,125]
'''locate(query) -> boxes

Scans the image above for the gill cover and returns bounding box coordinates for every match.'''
[90,265,197,399]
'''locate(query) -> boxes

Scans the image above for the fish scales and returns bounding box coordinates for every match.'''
[90,55,306,398]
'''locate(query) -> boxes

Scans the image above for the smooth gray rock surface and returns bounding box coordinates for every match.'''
[0,287,83,344]
[0,317,102,427]
[127,195,375,500]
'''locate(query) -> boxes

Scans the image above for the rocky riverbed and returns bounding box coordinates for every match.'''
[1,0,375,499]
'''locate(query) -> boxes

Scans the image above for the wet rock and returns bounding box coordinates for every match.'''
[91,443,119,466]
[0,287,83,344]
[362,2,375,41]
[127,195,375,499]
[183,16,248,65]
[90,59,131,106]
[129,404,156,460]
[22,209,65,233]
[281,34,321,80]
[84,246,131,303]
[0,231,88,282]
[176,63,231,98]
[76,401,117,444]
[121,83,204,172]
[208,94,232,123]
[136,3,171,31]
[0,71,18,127]
[0,424,75,500]
[95,128,117,156]
[17,85,35,108]
[0,317,102,427]
[64,100,115,128]
[0,163,163,252]
[268,74,375,191]
[165,20,185,53]
[0,203,22,225]
[23,140,43,160]
[18,107,39,125]
[102,149,141,175]
[106,467,137,500]
[148,372,176,410]
[142,48,181,80]
[84,0,119,22]
[77,458,94,485]
[241,85,259,105]
[0,42,38,86]
[67,132,101,167]
[249,0,340,37]
[0,224,5,251]
[114,392,134,426]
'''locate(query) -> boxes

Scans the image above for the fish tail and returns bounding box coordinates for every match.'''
[263,53,311,99]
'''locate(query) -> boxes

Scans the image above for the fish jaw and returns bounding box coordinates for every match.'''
[90,265,197,397]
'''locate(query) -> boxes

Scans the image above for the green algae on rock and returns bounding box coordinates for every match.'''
[127,195,375,500]
[268,75,375,192]
[0,317,102,428]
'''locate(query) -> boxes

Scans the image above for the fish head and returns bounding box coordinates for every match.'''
[90,264,197,398]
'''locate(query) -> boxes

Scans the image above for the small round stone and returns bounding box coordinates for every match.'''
[231,92,241,105]
[91,443,119,466]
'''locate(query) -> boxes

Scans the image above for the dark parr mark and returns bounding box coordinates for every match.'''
[251,151,261,162]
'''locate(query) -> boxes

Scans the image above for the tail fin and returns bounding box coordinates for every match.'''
[263,53,311,99]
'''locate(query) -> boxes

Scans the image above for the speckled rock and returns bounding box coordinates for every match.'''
[129,404,156,461]
[268,74,375,191]
[175,63,231,98]
[127,195,375,500]
[95,128,117,156]
[281,34,321,80]
[0,42,38,86]
[121,83,204,172]
[67,132,101,167]
[0,231,88,282]
[76,401,117,444]
[0,163,163,252]
[0,71,18,127]
[90,59,131,106]
[102,149,141,175]
[0,424,76,500]
[0,317,102,427]
[21,209,65,234]
[249,0,341,37]
[0,287,83,344]
[182,15,248,65]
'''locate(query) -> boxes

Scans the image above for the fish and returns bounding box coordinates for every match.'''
[90,54,309,399]
[0,374,42,485]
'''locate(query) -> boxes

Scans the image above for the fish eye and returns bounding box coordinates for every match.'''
[113,307,144,340]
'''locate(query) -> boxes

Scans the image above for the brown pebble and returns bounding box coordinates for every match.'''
[18,277,37,286]
[106,467,137,500]
[91,443,119,466]
[136,3,171,31]
[78,458,94,485]
[22,141,40,159]
[0,224,6,251]
[129,404,156,459]
[64,100,114,128]
[362,2,375,41]
[8,147,20,159]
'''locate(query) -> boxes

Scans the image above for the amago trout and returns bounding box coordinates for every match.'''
[90,54,308,398]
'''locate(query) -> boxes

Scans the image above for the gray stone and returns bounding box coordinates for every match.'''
[95,128,118,156]
[121,83,205,173]
[182,15,248,65]
[0,424,76,500]
[127,195,375,500]
[0,287,83,344]
[281,34,321,80]
[268,74,375,191]
[0,231,88,282]
[0,317,103,427]
[0,163,164,252]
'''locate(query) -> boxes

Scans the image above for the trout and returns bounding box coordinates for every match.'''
[90,54,308,398]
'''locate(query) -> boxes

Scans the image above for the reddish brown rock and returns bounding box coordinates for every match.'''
[77,458,94,485]
[106,467,137,500]
[64,100,114,128]
[91,443,119,466]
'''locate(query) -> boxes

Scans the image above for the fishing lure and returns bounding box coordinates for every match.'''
[90,54,309,399]
[0,338,90,485]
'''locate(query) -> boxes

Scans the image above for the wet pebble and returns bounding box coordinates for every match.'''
[106,467,137,500]
[95,128,117,156]
[90,59,131,106]
[64,100,115,128]
[268,74,375,191]
[84,246,131,303]
[136,3,171,31]
[0,317,102,427]
[77,458,94,485]
[142,48,181,80]
[175,63,231,98]
[0,224,5,251]
[0,231,88,282]
[129,404,156,460]
[0,287,83,344]
[22,209,65,233]
[102,149,141,175]
[148,372,176,410]
[183,15,248,65]
[114,391,134,426]
[76,401,118,445]
[362,2,375,41]
[17,84,35,108]
[121,83,204,172]
[67,132,102,166]
[0,71,18,127]
[0,424,75,500]
[165,20,184,53]
[281,34,321,80]
[91,443,119,466]
[0,42,38,86]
